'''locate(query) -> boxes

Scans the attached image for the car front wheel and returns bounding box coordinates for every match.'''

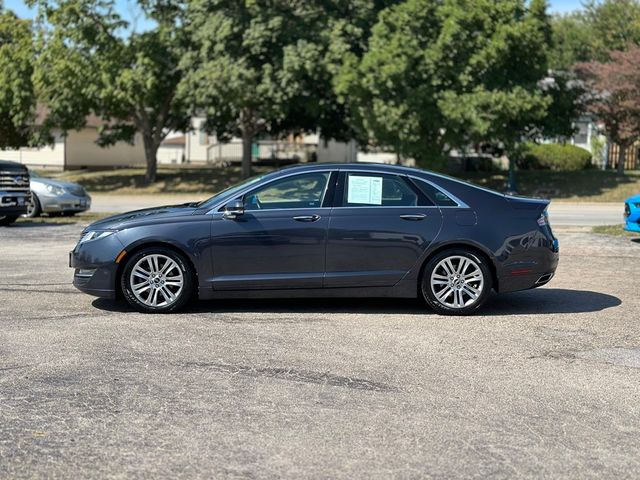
[121,247,195,313]
[24,192,41,218]
[421,249,493,315]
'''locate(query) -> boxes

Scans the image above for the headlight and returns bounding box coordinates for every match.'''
[46,184,66,195]
[78,230,115,244]
[635,203,640,209]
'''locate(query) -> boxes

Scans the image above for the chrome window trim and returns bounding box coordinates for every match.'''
[407,176,469,209]
[338,169,469,209]
[206,166,470,214]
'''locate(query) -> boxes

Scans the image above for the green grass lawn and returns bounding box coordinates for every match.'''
[42,165,275,196]
[41,165,640,202]
[591,224,639,237]
[458,170,640,203]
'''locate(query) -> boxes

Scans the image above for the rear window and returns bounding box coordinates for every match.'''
[413,180,459,207]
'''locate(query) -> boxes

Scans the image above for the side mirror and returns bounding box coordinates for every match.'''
[223,199,245,219]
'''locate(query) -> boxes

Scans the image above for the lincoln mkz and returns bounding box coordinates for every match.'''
[70,163,559,315]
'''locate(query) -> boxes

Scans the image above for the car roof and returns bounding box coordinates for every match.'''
[279,162,427,176]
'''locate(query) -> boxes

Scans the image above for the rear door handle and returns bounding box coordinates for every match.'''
[293,215,321,222]
[400,214,426,221]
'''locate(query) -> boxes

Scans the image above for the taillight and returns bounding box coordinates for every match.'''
[537,210,548,227]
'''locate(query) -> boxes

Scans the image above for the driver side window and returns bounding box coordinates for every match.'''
[244,172,330,211]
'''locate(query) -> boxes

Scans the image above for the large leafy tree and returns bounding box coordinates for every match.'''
[336,0,577,189]
[575,46,640,175]
[30,0,190,183]
[181,0,392,178]
[0,9,37,148]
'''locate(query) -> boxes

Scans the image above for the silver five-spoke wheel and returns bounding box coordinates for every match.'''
[129,254,184,308]
[430,255,485,309]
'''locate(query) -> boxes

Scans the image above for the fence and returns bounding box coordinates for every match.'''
[608,142,640,170]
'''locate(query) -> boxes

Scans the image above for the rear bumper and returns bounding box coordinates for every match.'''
[496,236,559,294]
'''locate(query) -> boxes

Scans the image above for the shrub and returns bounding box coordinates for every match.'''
[517,143,592,171]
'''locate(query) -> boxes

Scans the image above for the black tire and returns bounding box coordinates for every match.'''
[421,248,493,316]
[0,215,19,226]
[120,246,196,313]
[24,192,41,218]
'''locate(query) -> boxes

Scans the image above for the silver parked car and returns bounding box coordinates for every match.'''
[25,171,91,218]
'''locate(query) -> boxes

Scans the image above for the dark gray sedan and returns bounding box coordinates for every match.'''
[70,163,559,315]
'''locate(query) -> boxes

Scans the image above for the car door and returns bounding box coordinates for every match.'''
[209,171,335,290]
[324,171,443,288]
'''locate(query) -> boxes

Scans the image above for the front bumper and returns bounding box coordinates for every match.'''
[624,202,640,232]
[70,233,124,299]
[41,192,91,214]
[1,191,30,216]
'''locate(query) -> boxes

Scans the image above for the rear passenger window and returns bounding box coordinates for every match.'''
[342,173,432,207]
[414,180,459,207]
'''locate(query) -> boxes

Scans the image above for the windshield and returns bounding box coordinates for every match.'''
[197,173,266,208]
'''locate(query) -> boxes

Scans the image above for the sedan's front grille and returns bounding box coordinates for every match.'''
[66,185,87,197]
[0,170,30,192]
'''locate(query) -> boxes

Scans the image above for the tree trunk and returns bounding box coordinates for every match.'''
[143,135,159,185]
[241,129,253,179]
[507,156,517,193]
[617,144,627,176]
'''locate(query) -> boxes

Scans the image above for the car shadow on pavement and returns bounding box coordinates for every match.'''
[481,288,621,315]
[92,288,620,316]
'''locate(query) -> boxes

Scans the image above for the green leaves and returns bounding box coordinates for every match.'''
[0,10,36,148]
[338,0,570,166]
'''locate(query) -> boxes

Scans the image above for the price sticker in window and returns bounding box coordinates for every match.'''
[347,175,383,205]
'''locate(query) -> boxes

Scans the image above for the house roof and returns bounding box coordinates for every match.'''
[34,105,128,128]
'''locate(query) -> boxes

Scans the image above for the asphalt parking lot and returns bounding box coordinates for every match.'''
[1,222,639,479]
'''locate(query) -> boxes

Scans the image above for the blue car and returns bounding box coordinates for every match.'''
[624,194,640,233]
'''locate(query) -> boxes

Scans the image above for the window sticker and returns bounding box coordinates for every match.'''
[347,175,383,205]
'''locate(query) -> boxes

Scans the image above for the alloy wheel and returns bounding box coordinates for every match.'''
[430,255,485,309]
[129,254,185,308]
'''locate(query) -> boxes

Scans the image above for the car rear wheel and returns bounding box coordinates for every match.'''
[121,247,195,313]
[24,192,41,218]
[421,249,492,315]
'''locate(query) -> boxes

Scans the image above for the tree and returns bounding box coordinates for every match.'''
[0,9,37,148]
[584,0,640,56]
[336,0,578,190]
[30,0,191,184]
[181,0,390,178]
[575,46,640,175]
[549,13,593,70]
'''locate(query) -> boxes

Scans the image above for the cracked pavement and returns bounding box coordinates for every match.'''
[1,221,639,479]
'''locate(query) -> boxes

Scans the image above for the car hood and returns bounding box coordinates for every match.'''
[626,193,640,203]
[32,177,83,191]
[0,160,28,172]
[86,203,200,231]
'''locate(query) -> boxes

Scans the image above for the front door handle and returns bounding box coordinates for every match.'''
[293,215,321,222]
[400,214,426,221]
